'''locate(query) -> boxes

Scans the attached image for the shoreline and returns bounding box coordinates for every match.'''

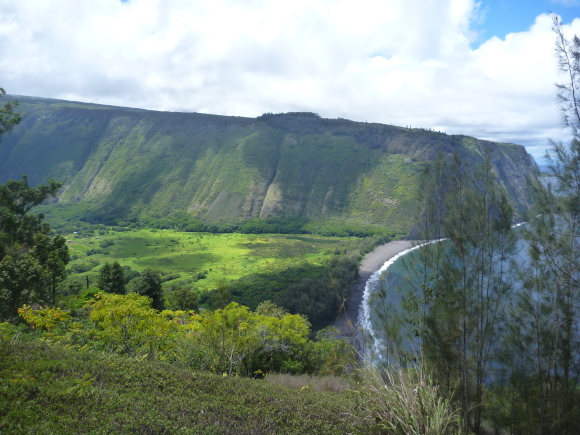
[334,239,417,336]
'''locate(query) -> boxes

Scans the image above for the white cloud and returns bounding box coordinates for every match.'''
[0,0,578,161]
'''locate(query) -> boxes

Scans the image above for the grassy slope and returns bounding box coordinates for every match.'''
[0,341,374,434]
[0,97,538,234]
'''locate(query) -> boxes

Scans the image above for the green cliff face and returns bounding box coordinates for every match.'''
[0,97,538,233]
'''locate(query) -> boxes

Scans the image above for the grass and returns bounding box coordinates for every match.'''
[356,365,462,434]
[64,228,347,293]
[265,373,354,394]
[0,340,377,434]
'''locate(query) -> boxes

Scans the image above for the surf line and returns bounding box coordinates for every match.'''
[358,221,528,360]
[358,239,445,360]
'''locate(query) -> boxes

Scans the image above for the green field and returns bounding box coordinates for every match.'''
[65,228,347,293]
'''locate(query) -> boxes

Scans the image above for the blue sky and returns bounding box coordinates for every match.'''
[1,0,580,162]
[476,0,579,44]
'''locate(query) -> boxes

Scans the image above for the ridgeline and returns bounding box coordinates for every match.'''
[0,96,537,234]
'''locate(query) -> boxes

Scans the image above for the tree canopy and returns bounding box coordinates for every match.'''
[0,176,68,320]
[0,92,68,321]
[0,88,22,138]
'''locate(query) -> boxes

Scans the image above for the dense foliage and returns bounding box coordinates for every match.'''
[7,293,354,378]
[0,178,69,321]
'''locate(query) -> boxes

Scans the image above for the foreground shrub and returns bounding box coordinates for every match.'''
[357,364,462,434]
[88,292,179,358]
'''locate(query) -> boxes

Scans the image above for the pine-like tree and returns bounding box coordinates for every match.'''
[500,15,580,433]
[413,152,517,432]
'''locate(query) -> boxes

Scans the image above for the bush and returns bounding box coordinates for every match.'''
[99,239,115,248]
[356,365,462,434]
[68,262,97,274]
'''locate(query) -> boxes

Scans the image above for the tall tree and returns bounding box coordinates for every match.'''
[411,152,516,433]
[133,268,163,310]
[500,15,580,433]
[0,176,67,320]
[97,261,126,295]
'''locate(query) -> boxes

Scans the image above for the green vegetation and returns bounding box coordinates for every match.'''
[57,227,387,328]
[0,175,70,322]
[96,260,126,295]
[357,365,461,434]
[0,340,371,434]
[63,229,345,291]
[1,293,463,433]
[0,95,537,235]
[10,294,354,377]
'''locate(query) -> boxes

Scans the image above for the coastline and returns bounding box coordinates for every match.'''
[334,239,417,336]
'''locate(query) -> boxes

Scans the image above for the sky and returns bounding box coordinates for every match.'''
[1,1,580,162]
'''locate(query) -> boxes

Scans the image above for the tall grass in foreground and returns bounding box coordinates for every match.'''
[356,365,462,434]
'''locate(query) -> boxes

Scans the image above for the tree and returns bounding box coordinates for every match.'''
[186,302,311,376]
[164,286,198,312]
[133,268,163,310]
[408,153,516,433]
[88,292,177,359]
[497,15,580,433]
[0,173,68,321]
[0,88,22,138]
[97,261,126,294]
[32,233,70,305]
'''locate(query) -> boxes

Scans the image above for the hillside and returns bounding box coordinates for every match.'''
[0,341,373,434]
[0,96,538,233]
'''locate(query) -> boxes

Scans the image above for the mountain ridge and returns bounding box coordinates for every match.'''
[0,95,538,233]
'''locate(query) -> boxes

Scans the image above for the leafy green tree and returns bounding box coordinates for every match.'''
[132,268,163,310]
[0,173,68,321]
[0,175,62,248]
[88,292,178,359]
[0,88,22,137]
[97,261,125,294]
[186,302,311,376]
[32,233,70,305]
[164,286,198,312]
[0,254,47,321]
